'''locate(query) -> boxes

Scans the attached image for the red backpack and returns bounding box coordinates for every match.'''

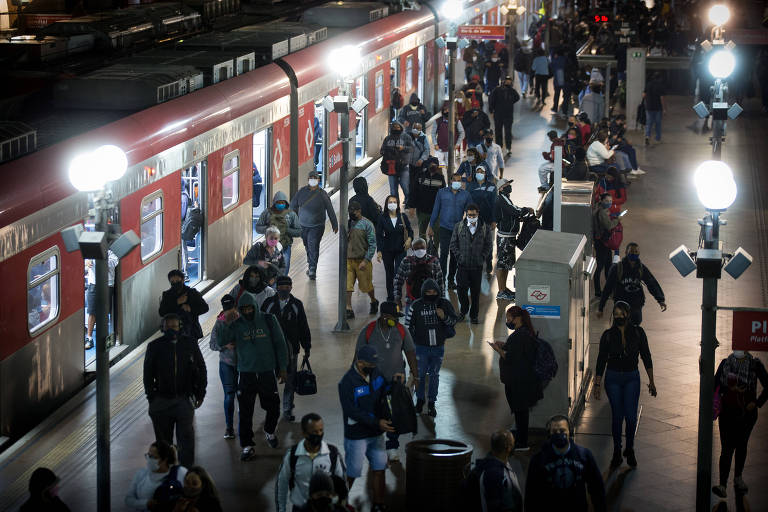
[365,321,406,341]
[467,89,481,109]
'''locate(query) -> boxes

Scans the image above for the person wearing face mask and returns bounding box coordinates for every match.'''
[262,276,311,422]
[397,93,429,128]
[489,306,543,450]
[171,466,222,512]
[229,265,276,310]
[392,237,443,320]
[537,130,561,192]
[592,193,618,298]
[407,122,430,175]
[489,76,520,158]
[244,225,286,284]
[484,51,504,95]
[276,413,346,512]
[408,279,457,416]
[450,204,493,323]
[407,158,445,244]
[143,314,207,468]
[159,269,209,341]
[564,146,589,181]
[338,345,394,511]
[294,472,348,512]
[350,176,382,224]
[209,295,239,439]
[345,201,379,318]
[493,179,532,301]
[427,172,471,289]
[593,301,656,468]
[21,467,71,512]
[290,170,339,281]
[467,165,498,277]
[255,191,301,275]
[598,242,667,325]
[711,350,768,498]
[431,101,464,166]
[525,415,606,512]
[376,195,413,302]
[462,107,491,148]
[125,441,187,511]
[380,121,414,203]
[219,293,288,460]
[476,129,505,180]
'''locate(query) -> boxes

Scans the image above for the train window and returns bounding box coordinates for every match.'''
[406,55,414,92]
[28,247,60,334]
[222,150,240,212]
[375,70,384,113]
[140,191,164,262]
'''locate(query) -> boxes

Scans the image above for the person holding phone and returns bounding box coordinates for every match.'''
[592,301,656,469]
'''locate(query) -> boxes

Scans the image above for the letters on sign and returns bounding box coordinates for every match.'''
[456,25,506,40]
[732,310,768,351]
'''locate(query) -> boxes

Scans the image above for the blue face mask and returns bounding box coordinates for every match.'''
[475,173,485,182]
[628,253,640,262]
[275,203,287,210]
[451,182,462,190]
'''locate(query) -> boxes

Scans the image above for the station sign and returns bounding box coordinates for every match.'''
[732,310,768,351]
[456,25,506,40]
[522,304,560,319]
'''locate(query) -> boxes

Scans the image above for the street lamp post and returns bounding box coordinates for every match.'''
[325,45,368,332]
[442,0,463,175]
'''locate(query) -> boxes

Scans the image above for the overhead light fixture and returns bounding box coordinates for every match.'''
[708,49,735,78]
[708,4,730,26]
[694,160,737,211]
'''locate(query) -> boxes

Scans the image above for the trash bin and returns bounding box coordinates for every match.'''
[405,439,472,512]
[561,180,595,256]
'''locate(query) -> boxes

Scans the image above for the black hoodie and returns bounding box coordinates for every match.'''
[350,176,382,223]
[408,279,457,347]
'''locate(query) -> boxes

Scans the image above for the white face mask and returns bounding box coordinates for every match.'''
[414,249,427,258]
[467,217,478,225]
[491,58,499,62]
[146,454,160,472]
[308,178,319,187]
[468,156,475,163]
[387,202,398,211]
[733,350,746,359]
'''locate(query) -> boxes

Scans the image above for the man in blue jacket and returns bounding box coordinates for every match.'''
[338,345,394,512]
[426,172,471,290]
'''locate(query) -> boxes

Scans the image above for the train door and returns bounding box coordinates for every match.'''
[354,75,367,165]
[417,45,425,103]
[390,58,400,121]
[252,128,270,239]
[313,101,327,185]
[181,161,206,286]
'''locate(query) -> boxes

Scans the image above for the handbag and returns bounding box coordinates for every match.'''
[603,221,623,250]
[295,355,317,396]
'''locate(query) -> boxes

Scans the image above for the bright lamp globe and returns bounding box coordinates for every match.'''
[329,45,361,79]
[708,50,735,78]
[708,4,730,26]
[442,0,462,20]
[94,145,127,182]
[69,152,107,192]
[694,160,737,210]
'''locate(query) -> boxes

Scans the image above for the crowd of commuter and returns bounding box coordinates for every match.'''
[28,3,768,512]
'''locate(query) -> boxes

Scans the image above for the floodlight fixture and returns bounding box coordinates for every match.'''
[724,247,752,279]
[322,95,335,113]
[727,103,743,120]
[708,4,730,26]
[328,45,362,80]
[694,160,737,211]
[516,5,526,15]
[109,230,140,259]
[61,224,85,253]
[442,0,463,20]
[708,49,735,78]
[351,96,369,114]
[78,231,108,260]
[669,244,697,277]
[435,36,447,48]
[693,101,710,119]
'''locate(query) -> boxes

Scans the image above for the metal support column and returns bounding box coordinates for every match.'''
[625,47,646,129]
[94,192,111,511]
[553,143,563,232]
[696,274,718,512]
[447,40,457,174]
[605,62,611,118]
[334,83,352,332]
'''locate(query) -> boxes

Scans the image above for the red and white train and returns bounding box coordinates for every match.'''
[0,0,506,439]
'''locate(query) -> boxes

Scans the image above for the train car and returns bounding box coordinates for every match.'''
[0,0,505,439]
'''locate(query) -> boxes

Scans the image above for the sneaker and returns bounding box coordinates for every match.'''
[415,399,425,414]
[644,137,650,146]
[734,476,748,493]
[610,450,623,469]
[427,402,437,417]
[84,338,94,350]
[628,169,646,176]
[537,186,548,193]
[387,448,400,463]
[264,431,279,449]
[612,254,621,264]
[496,290,508,300]
[346,309,355,319]
[623,448,637,468]
[712,485,727,498]
[485,272,494,280]
[447,281,457,290]
[514,445,530,452]
[240,446,256,461]
[308,272,316,280]
[283,411,295,422]
[224,428,236,439]
[369,300,379,315]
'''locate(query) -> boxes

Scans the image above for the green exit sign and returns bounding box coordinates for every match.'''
[632,51,643,58]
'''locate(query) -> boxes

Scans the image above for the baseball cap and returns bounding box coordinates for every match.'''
[380,301,404,317]
[308,170,319,178]
[221,294,236,310]
[357,345,378,363]
[497,178,514,189]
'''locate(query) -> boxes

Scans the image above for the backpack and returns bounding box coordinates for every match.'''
[459,460,485,512]
[467,89,481,109]
[152,465,183,505]
[515,212,540,251]
[365,321,406,342]
[534,335,558,388]
[182,207,203,242]
[287,443,340,490]
[405,257,436,300]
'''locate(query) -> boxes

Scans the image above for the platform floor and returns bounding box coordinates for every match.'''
[0,93,767,512]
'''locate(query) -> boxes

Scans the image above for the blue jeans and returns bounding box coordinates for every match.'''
[517,71,529,94]
[617,142,638,169]
[645,110,662,141]
[300,225,325,274]
[415,345,445,403]
[388,166,410,203]
[604,369,641,451]
[282,244,292,275]
[613,151,632,172]
[219,361,238,431]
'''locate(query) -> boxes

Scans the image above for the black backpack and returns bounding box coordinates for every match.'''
[152,465,183,506]
[287,443,341,490]
[406,256,436,300]
[516,212,540,251]
[182,207,203,242]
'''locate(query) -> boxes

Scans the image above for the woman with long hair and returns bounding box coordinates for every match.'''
[172,466,222,512]
[375,194,413,302]
[489,306,543,451]
[125,441,187,511]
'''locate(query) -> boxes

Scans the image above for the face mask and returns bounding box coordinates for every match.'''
[613,317,626,327]
[468,156,475,163]
[361,366,375,376]
[424,294,438,302]
[306,433,323,447]
[349,211,360,220]
[266,238,278,247]
[243,311,255,322]
[504,82,512,87]
[171,281,183,291]
[392,130,402,136]
[275,203,287,210]
[568,134,577,139]
[429,166,439,174]
[277,290,290,300]
[146,454,160,472]
[467,217,478,225]
[506,321,516,330]
[485,138,493,144]
[310,496,333,510]
[183,486,202,498]
[491,57,499,62]
[733,350,746,358]
[475,173,485,182]
[308,179,319,187]
[551,432,569,449]
[248,277,260,288]
[628,253,640,262]
[442,111,449,117]
[410,100,418,106]
[451,182,462,190]
[500,186,511,195]
[412,129,420,135]
[387,202,398,211]
[414,249,427,258]
[602,202,611,209]
[386,318,396,327]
